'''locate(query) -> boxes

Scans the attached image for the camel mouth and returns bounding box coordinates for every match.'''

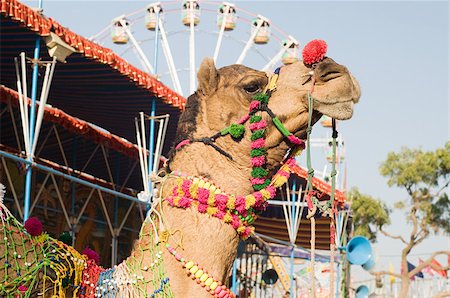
[314,99,355,120]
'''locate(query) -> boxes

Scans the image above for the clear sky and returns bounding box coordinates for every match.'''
[22,0,449,283]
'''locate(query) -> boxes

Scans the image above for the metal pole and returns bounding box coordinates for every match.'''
[290,181,297,298]
[112,154,121,266]
[1,150,144,205]
[189,2,196,94]
[23,0,43,221]
[147,100,156,193]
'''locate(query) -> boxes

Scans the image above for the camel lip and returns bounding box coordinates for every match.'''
[314,97,356,106]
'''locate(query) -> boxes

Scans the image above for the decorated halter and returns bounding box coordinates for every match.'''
[169,40,332,239]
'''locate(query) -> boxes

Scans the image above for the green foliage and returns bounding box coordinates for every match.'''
[379,141,450,235]
[348,188,390,241]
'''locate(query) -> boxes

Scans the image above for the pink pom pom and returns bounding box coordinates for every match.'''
[235,196,246,214]
[215,194,229,211]
[249,100,260,111]
[82,247,100,265]
[198,203,208,213]
[251,178,266,185]
[197,188,210,204]
[251,156,266,167]
[251,138,265,149]
[215,210,226,219]
[178,196,192,208]
[18,285,28,293]
[249,120,267,131]
[302,39,327,66]
[266,186,277,198]
[24,217,42,236]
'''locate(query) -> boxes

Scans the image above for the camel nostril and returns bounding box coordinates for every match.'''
[320,70,342,82]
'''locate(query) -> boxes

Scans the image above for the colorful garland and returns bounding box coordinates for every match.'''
[166,244,235,298]
[167,156,299,239]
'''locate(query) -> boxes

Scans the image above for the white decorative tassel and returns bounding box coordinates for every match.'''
[0,183,5,204]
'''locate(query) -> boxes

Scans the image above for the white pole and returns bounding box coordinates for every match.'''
[236,18,263,64]
[293,185,304,239]
[20,53,30,156]
[189,2,196,95]
[32,57,56,157]
[121,19,155,74]
[135,120,148,194]
[262,37,298,71]
[213,5,229,63]
[158,114,169,160]
[152,119,164,172]
[139,112,149,180]
[14,57,30,156]
[262,45,288,71]
[159,19,183,95]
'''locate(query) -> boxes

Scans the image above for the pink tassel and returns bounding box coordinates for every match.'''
[251,177,266,185]
[251,138,265,149]
[249,100,260,111]
[215,210,226,219]
[235,196,246,213]
[197,188,210,204]
[175,139,190,150]
[178,196,192,208]
[198,203,208,213]
[266,186,276,198]
[287,134,304,146]
[251,156,266,167]
[249,120,267,131]
[237,114,250,124]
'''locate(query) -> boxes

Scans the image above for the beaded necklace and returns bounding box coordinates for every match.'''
[166,156,299,239]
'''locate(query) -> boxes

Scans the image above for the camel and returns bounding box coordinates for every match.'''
[0,42,360,297]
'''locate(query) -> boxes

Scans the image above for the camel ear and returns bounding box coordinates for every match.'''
[197,58,219,96]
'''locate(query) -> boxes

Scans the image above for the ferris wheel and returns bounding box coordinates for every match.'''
[90,0,301,97]
[90,0,347,189]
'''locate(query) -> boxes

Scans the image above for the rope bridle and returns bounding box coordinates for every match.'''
[173,67,305,163]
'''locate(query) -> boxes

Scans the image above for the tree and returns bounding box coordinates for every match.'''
[370,142,450,297]
[348,188,390,241]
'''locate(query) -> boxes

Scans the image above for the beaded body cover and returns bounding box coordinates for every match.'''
[0,184,87,297]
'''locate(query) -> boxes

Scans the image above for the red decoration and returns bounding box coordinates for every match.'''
[82,247,100,265]
[24,217,42,236]
[302,39,328,66]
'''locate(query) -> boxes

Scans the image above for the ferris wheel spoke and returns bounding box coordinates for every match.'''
[213,4,232,63]
[159,19,184,96]
[236,16,265,64]
[263,36,299,71]
[120,18,155,74]
[189,3,197,95]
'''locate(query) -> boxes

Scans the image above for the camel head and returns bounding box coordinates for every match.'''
[193,54,360,152]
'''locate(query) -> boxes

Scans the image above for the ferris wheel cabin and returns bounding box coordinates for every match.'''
[111,16,129,44]
[281,36,300,65]
[182,0,200,26]
[252,15,270,44]
[145,2,163,31]
[217,2,237,31]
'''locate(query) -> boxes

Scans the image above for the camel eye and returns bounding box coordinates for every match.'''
[243,84,260,94]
